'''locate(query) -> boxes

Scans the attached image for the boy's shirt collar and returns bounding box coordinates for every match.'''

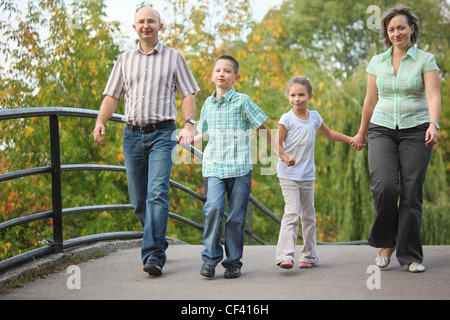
[211,87,236,103]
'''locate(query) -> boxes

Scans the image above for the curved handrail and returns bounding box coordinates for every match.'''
[0,107,265,272]
[0,106,121,121]
[0,107,367,273]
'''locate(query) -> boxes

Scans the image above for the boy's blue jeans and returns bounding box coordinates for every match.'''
[202,171,252,269]
[122,123,177,267]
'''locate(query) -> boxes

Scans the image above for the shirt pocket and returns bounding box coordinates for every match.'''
[407,75,424,92]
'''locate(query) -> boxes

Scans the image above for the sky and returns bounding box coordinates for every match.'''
[0,0,284,70]
[3,0,284,47]
[103,0,284,49]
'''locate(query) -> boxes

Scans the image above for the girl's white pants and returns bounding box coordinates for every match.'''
[276,179,319,265]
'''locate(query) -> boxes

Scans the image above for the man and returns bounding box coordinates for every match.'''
[93,7,200,276]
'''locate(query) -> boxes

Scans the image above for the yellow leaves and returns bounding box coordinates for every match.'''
[98,29,107,39]
[117,145,124,163]
[88,61,98,75]
[25,126,34,138]
[169,233,179,240]
[317,166,328,174]
[240,75,249,83]
[251,34,261,43]
[65,57,73,68]
[262,19,285,39]
[101,51,107,65]
[236,49,248,60]
[2,242,12,259]
[101,211,111,219]
[318,82,324,92]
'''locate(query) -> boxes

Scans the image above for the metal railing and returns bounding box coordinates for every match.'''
[0,107,367,273]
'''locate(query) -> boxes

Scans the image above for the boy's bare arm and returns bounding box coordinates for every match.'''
[258,123,295,166]
[194,133,209,143]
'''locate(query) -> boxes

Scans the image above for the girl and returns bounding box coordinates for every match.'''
[276,76,353,269]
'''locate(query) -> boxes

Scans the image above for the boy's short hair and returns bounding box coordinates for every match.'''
[213,55,240,74]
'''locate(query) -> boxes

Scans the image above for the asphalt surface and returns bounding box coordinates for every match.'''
[1,242,449,301]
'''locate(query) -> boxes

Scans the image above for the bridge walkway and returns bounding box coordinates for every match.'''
[1,242,449,301]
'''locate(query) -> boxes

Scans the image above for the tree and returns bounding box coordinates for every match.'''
[0,0,136,259]
[1,0,448,258]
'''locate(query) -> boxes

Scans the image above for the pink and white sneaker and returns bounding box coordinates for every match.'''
[280,260,294,269]
[299,262,314,268]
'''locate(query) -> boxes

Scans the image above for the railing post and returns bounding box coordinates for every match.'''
[49,115,63,253]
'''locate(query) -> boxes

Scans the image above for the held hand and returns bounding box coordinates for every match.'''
[93,123,106,145]
[354,142,366,151]
[350,133,367,151]
[287,155,296,167]
[281,153,296,167]
[178,125,195,146]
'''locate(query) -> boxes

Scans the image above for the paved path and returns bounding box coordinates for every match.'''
[1,244,449,301]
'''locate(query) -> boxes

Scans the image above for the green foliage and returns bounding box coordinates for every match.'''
[1,0,449,262]
[0,0,131,259]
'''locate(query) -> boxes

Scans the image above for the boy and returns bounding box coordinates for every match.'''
[195,55,294,278]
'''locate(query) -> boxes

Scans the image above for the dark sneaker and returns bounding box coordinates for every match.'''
[224,265,241,279]
[143,259,162,276]
[200,263,216,278]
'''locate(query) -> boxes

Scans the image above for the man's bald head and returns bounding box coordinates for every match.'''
[135,7,161,24]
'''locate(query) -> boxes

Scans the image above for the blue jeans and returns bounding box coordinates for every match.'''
[122,123,177,266]
[202,171,252,269]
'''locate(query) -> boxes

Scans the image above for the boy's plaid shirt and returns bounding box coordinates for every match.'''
[197,87,268,179]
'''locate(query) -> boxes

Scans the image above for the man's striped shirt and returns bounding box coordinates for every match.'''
[103,42,200,126]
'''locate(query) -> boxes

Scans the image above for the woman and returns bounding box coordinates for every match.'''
[351,5,441,273]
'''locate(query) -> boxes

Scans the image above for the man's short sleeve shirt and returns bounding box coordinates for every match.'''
[103,42,200,126]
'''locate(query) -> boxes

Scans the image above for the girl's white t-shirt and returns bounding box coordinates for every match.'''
[277,109,323,181]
